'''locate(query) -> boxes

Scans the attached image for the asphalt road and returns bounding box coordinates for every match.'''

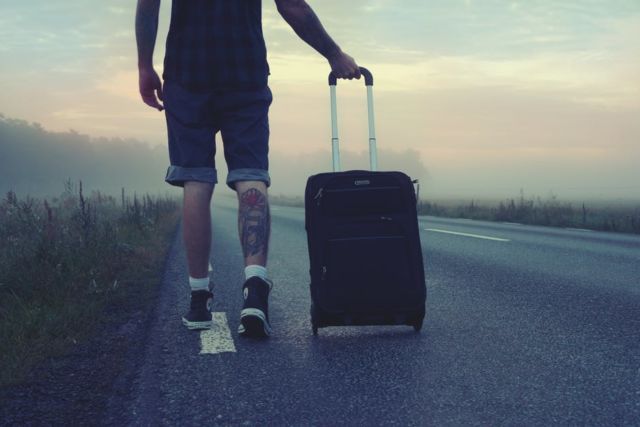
[127,197,640,426]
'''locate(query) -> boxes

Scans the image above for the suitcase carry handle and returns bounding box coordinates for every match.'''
[328,67,377,172]
[328,67,374,86]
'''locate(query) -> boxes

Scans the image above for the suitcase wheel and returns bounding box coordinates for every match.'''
[412,318,423,332]
[312,325,318,335]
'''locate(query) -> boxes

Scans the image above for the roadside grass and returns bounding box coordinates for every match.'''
[418,193,640,234]
[0,182,180,387]
[269,192,640,234]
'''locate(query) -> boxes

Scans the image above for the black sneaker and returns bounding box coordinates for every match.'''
[182,287,213,330]
[238,276,273,338]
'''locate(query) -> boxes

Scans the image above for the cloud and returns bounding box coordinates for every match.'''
[361,0,394,13]
[96,70,141,102]
[266,49,639,111]
[108,6,128,15]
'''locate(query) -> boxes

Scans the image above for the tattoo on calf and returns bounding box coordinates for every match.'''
[238,188,270,259]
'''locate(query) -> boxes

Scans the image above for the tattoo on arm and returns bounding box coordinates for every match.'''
[238,188,271,259]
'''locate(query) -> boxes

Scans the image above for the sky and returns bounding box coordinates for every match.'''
[0,0,639,200]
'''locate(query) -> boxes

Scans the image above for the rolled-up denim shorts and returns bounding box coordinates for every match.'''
[163,80,272,190]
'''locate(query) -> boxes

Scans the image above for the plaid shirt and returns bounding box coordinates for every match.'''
[163,0,269,91]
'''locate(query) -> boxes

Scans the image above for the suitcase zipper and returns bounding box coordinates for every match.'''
[314,187,324,206]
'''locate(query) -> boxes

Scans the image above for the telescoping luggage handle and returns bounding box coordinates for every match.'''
[328,67,377,172]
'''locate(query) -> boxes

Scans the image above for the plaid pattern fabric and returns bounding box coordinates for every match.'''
[163,0,269,91]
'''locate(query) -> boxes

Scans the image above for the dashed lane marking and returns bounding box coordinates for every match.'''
[200,312,237,355]
[566,227,594,232]
[425,228,511,242]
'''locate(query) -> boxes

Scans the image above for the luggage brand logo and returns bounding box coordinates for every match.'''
[354,180,371,186]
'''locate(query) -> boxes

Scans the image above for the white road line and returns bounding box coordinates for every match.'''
[566,227,594,232]
[200,312,237,355]
[425,228,511,242]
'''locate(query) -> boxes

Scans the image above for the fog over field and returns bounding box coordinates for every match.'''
[0,115,428,199]
[1,115,637,205]
[0,116,168,197]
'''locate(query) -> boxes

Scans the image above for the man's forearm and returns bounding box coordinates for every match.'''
[277,1,342,59]
[136,0,161,69]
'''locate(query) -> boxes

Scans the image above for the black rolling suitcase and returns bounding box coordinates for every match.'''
[305,67,426,335]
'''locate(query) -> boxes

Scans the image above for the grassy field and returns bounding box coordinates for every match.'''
[269,192,640,235]
[418,194,640,234]
[0,182,180,386]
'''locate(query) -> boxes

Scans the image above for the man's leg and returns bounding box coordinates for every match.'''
[180,181,215,330]
[235,180,273,337]
[162,80,218,330]
[218,85,273,337]
[183,181,215,278]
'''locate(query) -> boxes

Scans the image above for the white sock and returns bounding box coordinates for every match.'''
[189,276,210,292]
[244,265,268,281]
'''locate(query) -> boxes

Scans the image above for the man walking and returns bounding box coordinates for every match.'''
[136,0,360,337]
